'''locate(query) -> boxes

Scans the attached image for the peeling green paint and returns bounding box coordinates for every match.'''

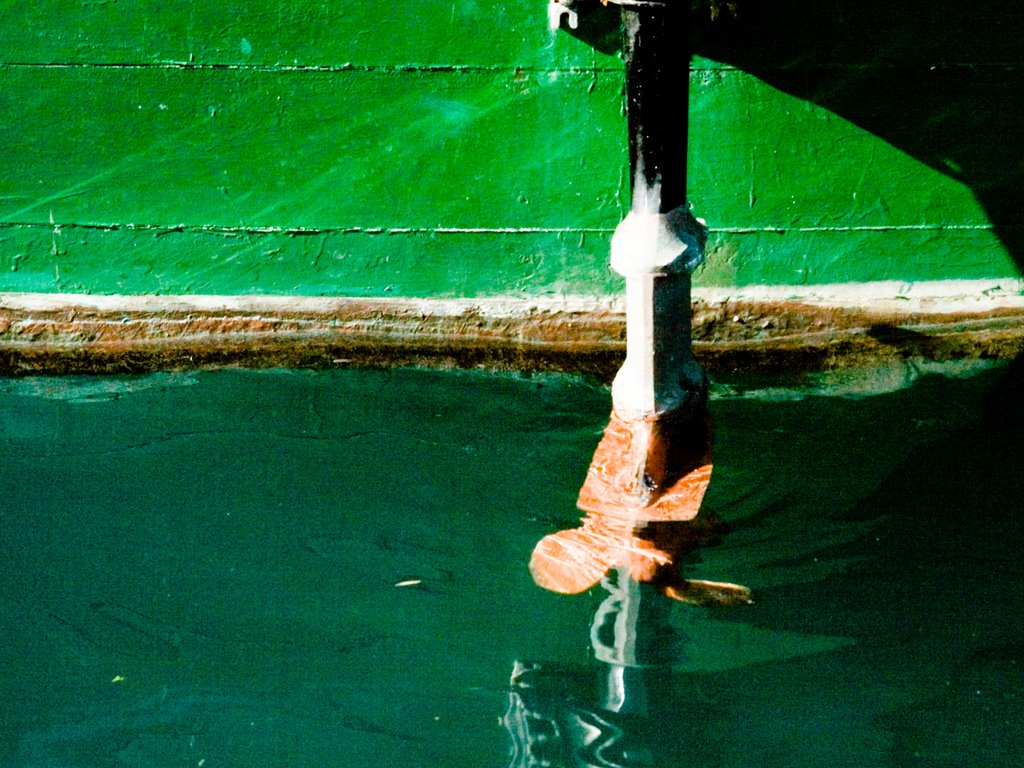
[0,66,625,230]
[700,228,1015,287]
[0,225,623,297]
[688,70,988,230]
[0,1,608,69]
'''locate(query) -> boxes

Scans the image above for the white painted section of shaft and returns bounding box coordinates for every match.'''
[609,204,708,420]
[609,207,705,277]
[616,276,658,415]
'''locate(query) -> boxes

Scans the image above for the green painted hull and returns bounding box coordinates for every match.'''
[0,2,1020,296]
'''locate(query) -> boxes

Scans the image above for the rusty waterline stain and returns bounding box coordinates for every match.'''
[0,292,1022,376]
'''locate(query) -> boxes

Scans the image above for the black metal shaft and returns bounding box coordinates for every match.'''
[620,3,690,215]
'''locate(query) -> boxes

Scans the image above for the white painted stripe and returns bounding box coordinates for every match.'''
[0,279,1021,318]
[0,291,622,318]
[695,279,1024,313]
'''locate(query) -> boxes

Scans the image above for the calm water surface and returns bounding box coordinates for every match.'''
[1,361,1021,767]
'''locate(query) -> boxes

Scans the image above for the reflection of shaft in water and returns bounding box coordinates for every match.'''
[530,414,752,606]
[506,570,698,767]
[590,567,687,668]
[505,659,670,768]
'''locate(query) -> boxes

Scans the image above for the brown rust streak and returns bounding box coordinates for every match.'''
[0,299,1021,376]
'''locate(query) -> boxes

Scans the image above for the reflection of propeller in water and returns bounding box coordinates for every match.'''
[530,413,753,606]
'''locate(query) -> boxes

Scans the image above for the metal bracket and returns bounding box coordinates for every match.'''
[547,0,581,31]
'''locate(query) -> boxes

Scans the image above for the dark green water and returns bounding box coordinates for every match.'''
[1,361,1021,767]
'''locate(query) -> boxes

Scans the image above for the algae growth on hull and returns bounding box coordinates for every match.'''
[0,362,1021,766]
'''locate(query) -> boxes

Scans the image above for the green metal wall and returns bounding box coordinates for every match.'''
[0,1,1020,298]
